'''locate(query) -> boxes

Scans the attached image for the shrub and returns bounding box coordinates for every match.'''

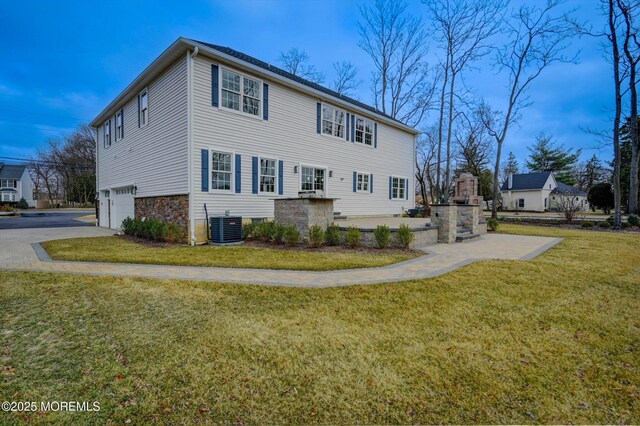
[121,217,135,235]
[0,204,15,213]
[621,221,630,229]
[345,226,362,248]
[283,225,300,246]
[606,215,615,226]
[581,221,594,228]
[272,223,285,244]
[242,221,256,240]
[373,225,391,249]
[395,224,414,249]
[308,225,325,247]
[325,224,341,246]
[121,217,182,242]
[628,214,640,227]
[16,198,29,209]
[599,221,612,229]
[164,223,182,243]
[486,217,499,231]
[262,221,278,242]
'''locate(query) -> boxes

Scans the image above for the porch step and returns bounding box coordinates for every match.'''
[457,228,471,236]
[456,233,480,242]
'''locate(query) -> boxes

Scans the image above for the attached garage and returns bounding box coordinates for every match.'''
[110,186,135,229]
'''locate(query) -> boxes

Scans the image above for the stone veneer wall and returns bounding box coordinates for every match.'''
[274,198,334,239]
[135,195,189,241]
[457,205,480,234]
[338,226,439,248]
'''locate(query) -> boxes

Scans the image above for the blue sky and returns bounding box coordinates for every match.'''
[0,0,612,167]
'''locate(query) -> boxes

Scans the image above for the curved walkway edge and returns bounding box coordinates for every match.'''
[0,227,563,288]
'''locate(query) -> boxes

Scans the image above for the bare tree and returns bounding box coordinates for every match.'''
[332,61,360,96]
[618,0,639,214]
[553,191,586,223]
[358,0,437,127]
[416,128,441,206]
[479,0,580,219]
[278,48,325,84]
[28,151,59,207]
[426,0,505,201]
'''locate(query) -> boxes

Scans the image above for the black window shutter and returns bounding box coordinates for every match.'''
[351,114,355,142]
[235,154,241,193]
[346,113,350,141]
[252,156,258,194]
[405,178,409,200]
[201,150,209,192]
[278,160,284,195]
[212,64,219,107]
[263,83,269,120]
[316,103,321,134]
[389,176,392,199]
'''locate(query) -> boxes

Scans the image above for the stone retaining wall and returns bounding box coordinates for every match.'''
[338,225,439,248]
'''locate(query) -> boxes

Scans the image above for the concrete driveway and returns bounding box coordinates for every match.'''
[0,210,95,230]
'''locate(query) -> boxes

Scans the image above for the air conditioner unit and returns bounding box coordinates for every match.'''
[209,216,242,243]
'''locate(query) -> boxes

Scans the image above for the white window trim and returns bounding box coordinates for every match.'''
[218,66,263,120]
[139,88,149,127]
[355,171,371,193]
[1,179,17,189]
[104,120,111,148]
[353,115,375,147]
[298,162,329,196]
[258,156,278,196]
[115,110,123,141]
[209,149,235,194]
[391,175,407,200]
[320,103,347,140]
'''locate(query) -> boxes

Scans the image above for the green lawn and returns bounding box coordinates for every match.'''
[1,224,639,424]
[41,236,420,271]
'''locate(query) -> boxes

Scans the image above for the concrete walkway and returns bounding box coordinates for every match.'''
[0,227,562,288]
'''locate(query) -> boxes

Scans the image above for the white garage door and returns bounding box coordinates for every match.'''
[111,186,135,229]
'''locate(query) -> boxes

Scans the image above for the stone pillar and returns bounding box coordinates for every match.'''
[273,198,335,239]
[457,204,480,234]
[430,204,457,244]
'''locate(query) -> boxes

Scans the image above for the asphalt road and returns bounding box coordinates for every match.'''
[0,211,95,230]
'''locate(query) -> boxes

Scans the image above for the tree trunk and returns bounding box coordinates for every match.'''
[631,143,639,213]
[492,139,503,219]
[609,0,623,229]
[444,72,457,199]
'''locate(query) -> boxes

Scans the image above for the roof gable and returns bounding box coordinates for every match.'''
[0,164,27,180]
[500,172,553,191]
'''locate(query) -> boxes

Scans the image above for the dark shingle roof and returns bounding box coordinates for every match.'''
[551,182,587,196]
[191,40,405,126]
[0,164,27,180]
[501,172,553,191]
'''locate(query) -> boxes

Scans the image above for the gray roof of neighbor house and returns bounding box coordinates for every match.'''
[90,38,419,135]
[551,182,588,196]
[500,172,553,191]
[0,163,27,180]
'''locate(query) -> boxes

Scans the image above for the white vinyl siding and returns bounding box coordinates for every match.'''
[97,56,188,228]
[191,55,414,241]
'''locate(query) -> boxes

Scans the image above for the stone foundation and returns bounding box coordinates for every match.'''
[338,225,439,248]
[274,198,335,239]
[135,194,189,241]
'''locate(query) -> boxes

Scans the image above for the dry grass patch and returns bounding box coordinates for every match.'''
[41,236,420,271]
[1,225,638,423]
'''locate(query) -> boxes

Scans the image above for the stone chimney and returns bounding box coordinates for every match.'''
[507,173,513,190]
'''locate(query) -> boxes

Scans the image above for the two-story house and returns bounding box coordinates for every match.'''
[90,38,419,244]
[0,163,35,206]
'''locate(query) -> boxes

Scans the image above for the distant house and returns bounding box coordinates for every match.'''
[0,163,35,207]
[501,172,588,212]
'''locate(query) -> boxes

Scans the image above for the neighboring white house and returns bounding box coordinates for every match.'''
[90,38,419,243]
[500,172,588,212]
[0,163,35,207]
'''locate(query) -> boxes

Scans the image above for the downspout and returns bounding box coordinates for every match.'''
[94,126,99,226]
[187,47,198,245]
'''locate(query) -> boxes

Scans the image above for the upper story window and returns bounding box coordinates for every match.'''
[356,172,370,192]
[1,179,17,188]
[355,116,374,146]
[211,151,233,191]
[139,89,148,126]
[391,176,406,200]
[259,158,276,194]
[115,110,123,140]
[322,104,345,138]
[104,120,111,148]
[221,68,261,117]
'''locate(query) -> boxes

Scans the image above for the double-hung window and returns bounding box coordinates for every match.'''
[1,180,16,188]
[211,151,233,191]
[104,120,111,148]
[259,158,276,194]
[392,177,406,199]
[139,89,148,126]
[221,68,261,117]
[355,116,374,146]
[115,110,123,140]
[321,104,345,138]
[356,172,370,192]
[1,192,16,202]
